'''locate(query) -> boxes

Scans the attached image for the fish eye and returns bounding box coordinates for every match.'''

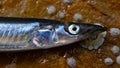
[67,24,80,35]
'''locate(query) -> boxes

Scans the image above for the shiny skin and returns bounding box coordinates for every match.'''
[0,17,106,51]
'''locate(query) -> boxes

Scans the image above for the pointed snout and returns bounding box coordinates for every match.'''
[80,23,107,34]
[93,25,107,32]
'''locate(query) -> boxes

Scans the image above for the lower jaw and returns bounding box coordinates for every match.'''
[80,31,107,50]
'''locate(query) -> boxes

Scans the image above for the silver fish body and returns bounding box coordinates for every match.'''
[0,17,106,51]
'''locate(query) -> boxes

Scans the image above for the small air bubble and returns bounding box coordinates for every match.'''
[73,13,83,21]
[111,46,120,55]
[63,0,73,4]
[116,55,120,64]
[67,57,76,68]
[110,28,120,37]
[47,5,56,14]
[58,11,66,18]
[104,57,114,65]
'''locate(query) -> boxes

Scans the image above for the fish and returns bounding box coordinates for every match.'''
[0,17,106,51]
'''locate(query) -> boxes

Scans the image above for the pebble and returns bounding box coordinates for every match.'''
[104,57,114,65]
[73,13,83,21]
[110,28,120,37]
[67,57,76,68]
[58,11,66,18]
[63,0,73,4]
[116,55,120,64]
[111,46,120,55]
[47,5,56,14]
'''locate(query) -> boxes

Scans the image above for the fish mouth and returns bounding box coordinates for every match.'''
[80,24,107,50]
[80,31,107,50]
[90,26,107,40]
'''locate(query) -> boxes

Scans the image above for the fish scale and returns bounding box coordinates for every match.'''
[0,22,40,51]
[0,22,39,36]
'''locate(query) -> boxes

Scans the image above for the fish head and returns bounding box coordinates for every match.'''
[31,22,107,49]
[55,23,107,46]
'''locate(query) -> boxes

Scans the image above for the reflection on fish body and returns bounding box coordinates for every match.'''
[0,17,106,51]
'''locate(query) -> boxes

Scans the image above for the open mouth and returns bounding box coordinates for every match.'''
[80,31,107,50]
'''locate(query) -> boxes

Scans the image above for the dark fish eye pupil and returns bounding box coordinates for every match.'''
[72,26,77,31]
